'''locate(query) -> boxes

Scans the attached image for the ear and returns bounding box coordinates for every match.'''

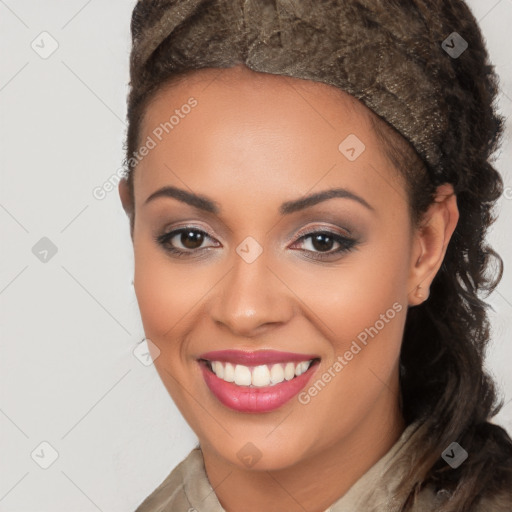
[118,178,134,240]
[407,183,459,306]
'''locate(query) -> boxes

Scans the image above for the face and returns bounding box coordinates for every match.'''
[124,65,420,471]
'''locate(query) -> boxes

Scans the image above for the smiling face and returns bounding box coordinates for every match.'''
[121,64,422,472]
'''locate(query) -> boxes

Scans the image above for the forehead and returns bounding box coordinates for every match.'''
[134,65,403,213]
[141,65,374,137]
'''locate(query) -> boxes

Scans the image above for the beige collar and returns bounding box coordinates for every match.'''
[136,422,449,512]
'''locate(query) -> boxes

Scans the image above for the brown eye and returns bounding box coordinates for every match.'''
[155,227,220,258]
[309,233,336,252]
[291,229,358,261]
[180,230,205,249]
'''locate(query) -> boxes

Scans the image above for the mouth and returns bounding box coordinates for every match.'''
[197,350,321,413]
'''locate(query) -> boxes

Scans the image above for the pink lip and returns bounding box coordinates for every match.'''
[198,349,319,365]
[198,358,320,413]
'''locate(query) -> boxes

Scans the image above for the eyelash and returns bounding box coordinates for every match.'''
[155,226,358,261]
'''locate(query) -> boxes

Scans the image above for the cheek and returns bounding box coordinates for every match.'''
[279,234,410,350]
[132,235,201,345]
[327,252,407,349]
[273,234,409,421]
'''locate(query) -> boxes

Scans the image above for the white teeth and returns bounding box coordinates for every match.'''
[224,362,235,382]
[212,361,224,379]
[270,363,285,384]
[295,361,309,376]
[284,362,296,380]
[207,359,314,387]
[252,365,271,387]
[234,364,252,386]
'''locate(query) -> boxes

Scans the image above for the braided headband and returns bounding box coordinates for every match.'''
[128,0,500,186]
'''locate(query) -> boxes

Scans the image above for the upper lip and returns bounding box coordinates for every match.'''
[198,349,320,365]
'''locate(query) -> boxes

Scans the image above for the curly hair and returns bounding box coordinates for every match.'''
[121,0,512,509]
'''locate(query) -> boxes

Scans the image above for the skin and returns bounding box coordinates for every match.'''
[119,64,459,512]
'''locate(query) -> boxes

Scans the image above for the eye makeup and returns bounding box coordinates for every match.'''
[153,223,359,262]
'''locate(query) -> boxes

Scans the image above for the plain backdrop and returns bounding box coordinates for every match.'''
[0,1,511,510]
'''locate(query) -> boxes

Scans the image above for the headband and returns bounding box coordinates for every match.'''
[128,0,501,186]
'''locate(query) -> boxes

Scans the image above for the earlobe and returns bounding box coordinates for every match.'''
[408,183,459,306]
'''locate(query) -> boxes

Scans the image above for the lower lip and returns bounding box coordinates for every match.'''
[199,361,319,413]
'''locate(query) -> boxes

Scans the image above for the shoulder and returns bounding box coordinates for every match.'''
[410,421,512,511]
[412,483,512,512]
[380,420,512,511]
[134,447,203,512]
[475,489,512,511]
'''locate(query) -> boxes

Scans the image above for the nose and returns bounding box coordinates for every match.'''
[210,252,294,338]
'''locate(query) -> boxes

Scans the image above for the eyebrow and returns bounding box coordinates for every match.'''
[144,186,220,213]
[144,185,374,215]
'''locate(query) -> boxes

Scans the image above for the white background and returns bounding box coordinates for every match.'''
[0,1,511,510]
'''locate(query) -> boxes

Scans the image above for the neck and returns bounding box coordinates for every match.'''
[201,377,405,512]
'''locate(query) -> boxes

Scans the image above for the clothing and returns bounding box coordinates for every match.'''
[133,421,510,511]
[128,0,500,190]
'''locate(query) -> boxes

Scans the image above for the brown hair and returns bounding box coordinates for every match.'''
[122,1,512,509]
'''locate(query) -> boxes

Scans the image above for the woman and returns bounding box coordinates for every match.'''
[118,0,512,510]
